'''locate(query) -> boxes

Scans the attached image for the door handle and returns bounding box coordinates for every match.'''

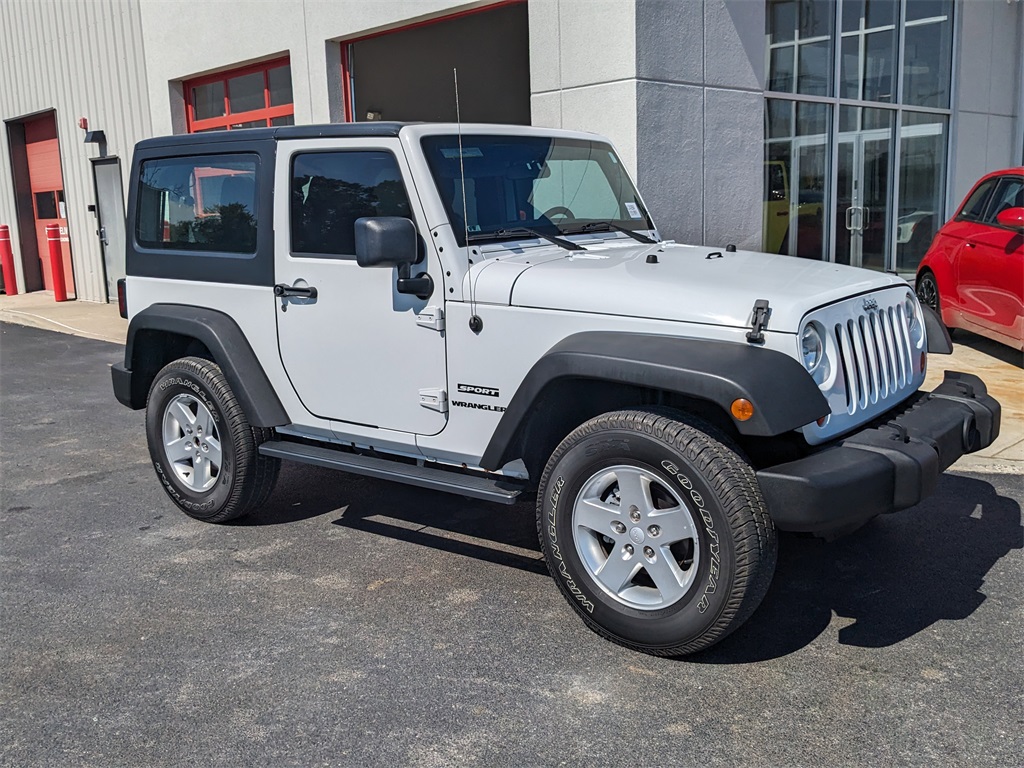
[97,227,108,246]
[274,283,318,299]
[862,206,870,227]
[845,207,854,231]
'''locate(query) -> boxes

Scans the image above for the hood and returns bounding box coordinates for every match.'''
[470,238,908,333]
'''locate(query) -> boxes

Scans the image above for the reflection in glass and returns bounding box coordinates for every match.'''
[836,106,893,271]
[766,0,834,97]
[192,82,225,121]
[840,0,898,105]
[268,65,293,107]
[136,156,259,254]
[764,98,830,260]
[227,72,266,114]
[291,151,411,257]
[902,2,953,108]
[896,113,947,273]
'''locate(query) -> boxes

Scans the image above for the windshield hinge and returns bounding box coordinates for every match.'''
[419,388,448,413]
[746,299,771,344]
[416,306,445,332]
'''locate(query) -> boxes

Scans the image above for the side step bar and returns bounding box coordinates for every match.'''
[258,440,524,505]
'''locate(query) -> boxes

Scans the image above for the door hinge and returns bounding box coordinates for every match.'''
[416,306,445,332]
[418,388,448,413]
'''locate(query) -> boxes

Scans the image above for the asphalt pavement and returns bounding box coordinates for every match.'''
[1,323,1022,767]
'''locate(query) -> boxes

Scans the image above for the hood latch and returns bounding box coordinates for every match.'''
[746,299,771,344]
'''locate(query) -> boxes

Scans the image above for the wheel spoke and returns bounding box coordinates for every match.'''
[650,505,698,545]
[200,455,214,487]
[645,552,688,604]
[595,550,642,595]
[575,497,623,535]
[204,435,223,469]
[614,468,653,513]
[169,399,196,429]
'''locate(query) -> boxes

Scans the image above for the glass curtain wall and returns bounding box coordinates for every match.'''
[765,0,954,275]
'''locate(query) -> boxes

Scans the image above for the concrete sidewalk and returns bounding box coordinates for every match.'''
[1,290,1021,473]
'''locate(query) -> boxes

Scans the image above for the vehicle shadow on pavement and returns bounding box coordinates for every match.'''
[691,473,1023,664]
[955,330,1023,368]
[245,462,547,575]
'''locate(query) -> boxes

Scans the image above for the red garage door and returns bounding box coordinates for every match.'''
[24,113,75,297]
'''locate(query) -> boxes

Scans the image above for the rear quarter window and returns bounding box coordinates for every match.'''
[136,154,259,255]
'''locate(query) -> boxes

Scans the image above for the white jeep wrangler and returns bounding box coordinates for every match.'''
[112,123,1000,656]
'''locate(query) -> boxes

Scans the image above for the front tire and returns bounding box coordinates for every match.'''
[145,356,279,522]
[537,409,776,656]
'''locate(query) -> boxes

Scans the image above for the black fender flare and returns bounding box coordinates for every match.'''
[922,304,953,354]
[480,332,828,470]
[117,304,289,427]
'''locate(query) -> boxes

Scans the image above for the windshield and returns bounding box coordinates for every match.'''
[421,134,654,247]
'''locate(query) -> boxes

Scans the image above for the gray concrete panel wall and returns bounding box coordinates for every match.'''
[702,87,763,250]
[635,81,704,243]
[951,0,1024,205]
[634,0,766,246]
[0,0,151,302]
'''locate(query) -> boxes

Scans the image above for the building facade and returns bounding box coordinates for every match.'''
[2,0,1022,302]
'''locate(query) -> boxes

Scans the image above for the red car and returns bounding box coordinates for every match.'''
[916,168,1024,351]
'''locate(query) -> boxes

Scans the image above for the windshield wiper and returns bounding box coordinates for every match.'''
[467,227,586,251]
[569,222,657,244]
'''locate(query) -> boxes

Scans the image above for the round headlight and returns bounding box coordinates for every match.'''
[801,323,823,372]
[905,292,924,346]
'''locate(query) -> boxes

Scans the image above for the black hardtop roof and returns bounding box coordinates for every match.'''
[134,122,409,150]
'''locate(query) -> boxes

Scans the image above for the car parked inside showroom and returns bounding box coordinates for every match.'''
[916,168,1024,350]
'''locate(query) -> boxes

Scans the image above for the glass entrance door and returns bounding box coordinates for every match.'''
[836,106,893,270]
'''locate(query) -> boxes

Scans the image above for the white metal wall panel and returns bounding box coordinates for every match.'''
[0,0,151,302]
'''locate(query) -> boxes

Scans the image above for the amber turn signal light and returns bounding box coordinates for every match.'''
[731,398,754,421]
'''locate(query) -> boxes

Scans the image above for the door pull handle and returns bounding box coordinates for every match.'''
[274,284,318,299]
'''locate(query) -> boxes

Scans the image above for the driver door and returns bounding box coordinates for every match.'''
[273,138,448,436]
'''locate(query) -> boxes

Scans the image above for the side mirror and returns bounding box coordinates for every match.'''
[354,216,418,268]
[995,207,1024,228]
[354,216,433,299]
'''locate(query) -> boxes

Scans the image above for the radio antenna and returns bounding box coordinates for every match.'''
[454,67,482,334]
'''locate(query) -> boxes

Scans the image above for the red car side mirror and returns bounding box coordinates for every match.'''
[995,206,1024,228]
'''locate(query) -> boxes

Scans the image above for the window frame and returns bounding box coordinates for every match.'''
[288,148,414,260]
[185,58,294,133]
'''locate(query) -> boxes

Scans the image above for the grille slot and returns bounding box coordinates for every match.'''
[834,305,915,415]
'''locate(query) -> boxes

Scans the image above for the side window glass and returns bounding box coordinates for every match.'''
[291,151,412,258]
[957,180,996,222]
[983,178,1024,224]
[136,155,258,254]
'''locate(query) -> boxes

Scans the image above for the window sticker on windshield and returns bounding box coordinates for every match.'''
[441,147,484,159]
[625,202,643,219]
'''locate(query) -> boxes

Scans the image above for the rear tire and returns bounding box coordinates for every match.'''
[536,409,776,656]
[145,356,279,522]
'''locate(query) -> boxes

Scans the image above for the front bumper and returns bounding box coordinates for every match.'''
[757,371,1000,535]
